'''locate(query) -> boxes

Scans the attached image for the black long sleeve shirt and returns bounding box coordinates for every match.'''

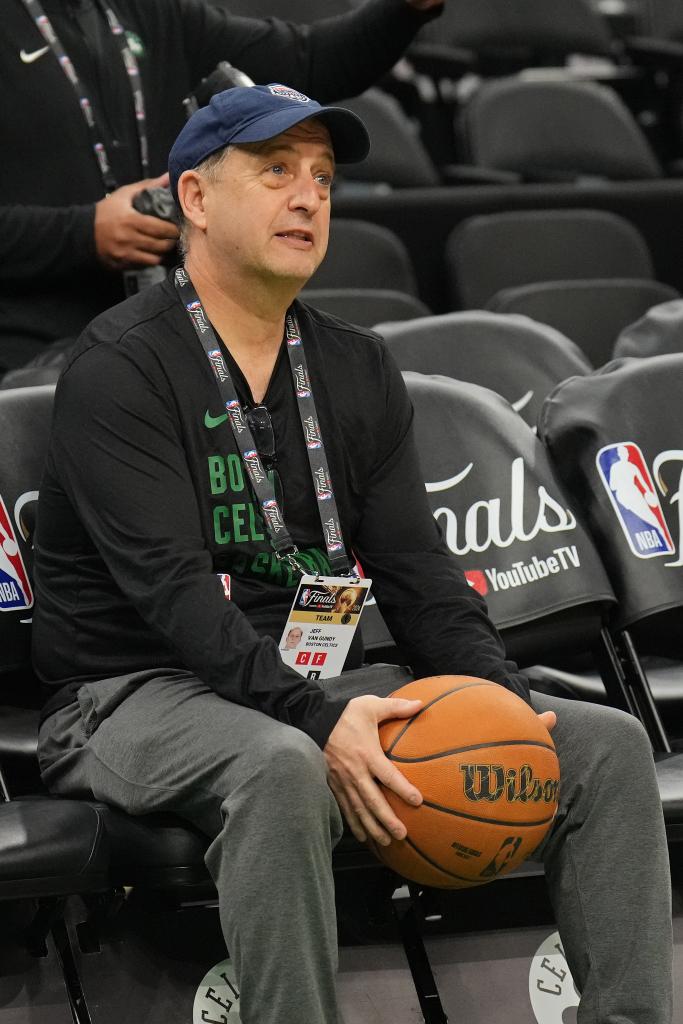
[34,277,529,746]
[1,0,437,367]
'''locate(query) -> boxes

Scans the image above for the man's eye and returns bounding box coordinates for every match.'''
[315,173,333,187]
[270,165,286,176]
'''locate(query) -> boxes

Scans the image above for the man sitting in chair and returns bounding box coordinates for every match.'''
[34,85,672,1024]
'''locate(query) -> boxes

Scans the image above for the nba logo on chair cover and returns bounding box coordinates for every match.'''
[596,442,674,558]
[0,493,33,611]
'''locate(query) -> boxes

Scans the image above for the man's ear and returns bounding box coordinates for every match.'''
[177,170,208,231]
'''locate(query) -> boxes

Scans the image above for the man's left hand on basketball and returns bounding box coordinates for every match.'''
[324,695,424,847]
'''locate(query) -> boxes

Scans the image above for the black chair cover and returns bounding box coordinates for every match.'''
[539,354,683,649]
[0,385,54,673]
[375,311,591,428]
[614,298,683,358]
[363,373,615,666]
[302,289,430,328]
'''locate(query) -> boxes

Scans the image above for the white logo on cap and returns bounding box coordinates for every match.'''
[268,84,310,103]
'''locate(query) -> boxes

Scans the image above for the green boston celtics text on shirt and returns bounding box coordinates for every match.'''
[208,453,332,586]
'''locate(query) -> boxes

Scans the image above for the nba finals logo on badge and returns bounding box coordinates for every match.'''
[596,442,674,558]
[0,495,33,612]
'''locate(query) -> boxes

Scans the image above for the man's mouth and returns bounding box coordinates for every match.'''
[275,229,314,246]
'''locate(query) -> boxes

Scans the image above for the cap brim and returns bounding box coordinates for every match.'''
[231,105,370,164]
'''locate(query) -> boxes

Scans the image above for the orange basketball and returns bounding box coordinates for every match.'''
[371,675,560,889]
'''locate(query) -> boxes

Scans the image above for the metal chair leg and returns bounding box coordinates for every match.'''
[392,885,448,1024]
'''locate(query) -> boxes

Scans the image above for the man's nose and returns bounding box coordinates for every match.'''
[288,174,323,213]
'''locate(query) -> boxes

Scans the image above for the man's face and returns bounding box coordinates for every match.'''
[200,119,334,288]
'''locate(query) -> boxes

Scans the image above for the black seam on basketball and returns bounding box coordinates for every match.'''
[385,681,496,755]
[388,738,556,763]
[402,835,480,883]
[421,799,556,828]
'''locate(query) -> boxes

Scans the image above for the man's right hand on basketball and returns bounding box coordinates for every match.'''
[94,173,180,270]
[324,695,424,848]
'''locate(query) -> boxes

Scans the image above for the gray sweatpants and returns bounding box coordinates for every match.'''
[37,665,673,1024]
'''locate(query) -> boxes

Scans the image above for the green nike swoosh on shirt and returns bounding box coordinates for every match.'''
[205,410,229,429]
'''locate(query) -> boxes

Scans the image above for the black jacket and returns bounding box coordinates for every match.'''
[0,0,435,367]
[34,276,529,746]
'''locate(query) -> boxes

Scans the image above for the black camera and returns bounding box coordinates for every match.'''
[132,184,178,224]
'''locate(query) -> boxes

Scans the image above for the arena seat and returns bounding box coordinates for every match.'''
[446,209,656,309]
[302,288,430,327]
[458,78,662,182]
[0,386,454,1022]
[309,218,419,294]
[538,353,683,743]
[374,311,591,429]
[336,89,440,189]
[486,277,679,365]
[614,297,683,357]
[415,0,615,71]
[362,372,674,754]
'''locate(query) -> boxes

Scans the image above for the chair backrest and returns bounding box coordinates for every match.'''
[309,219,419,294]
[640,0,683,41]
[301,289,430,328]
[363,373,615,665]
[614,298,683,358]
[447,209,655,309]
[212,0,352,20]
[336,90,440,188]
[460,78,662,181]
[417,0,613,58]
[374,312,591,429]
[487,278,680,366]
[539,354,683,652]
[0,386,55,674]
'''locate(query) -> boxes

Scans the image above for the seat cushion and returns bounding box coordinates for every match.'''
[97,805,211,887]
[0,798,108,899]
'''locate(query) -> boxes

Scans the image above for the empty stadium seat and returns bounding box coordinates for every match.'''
[309,219,419,294]
[302,288,430,327]
[458,78,662,182]
[446,209,655,309]
[614,297,683,357]
[486,278,679,365]
[538,353,683,738]
[374,311,591,429]
[211,0,352,20]
[416,0,615,70]
[336,90,440,189]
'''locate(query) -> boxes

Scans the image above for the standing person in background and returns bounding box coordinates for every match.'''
[1,0,444,383]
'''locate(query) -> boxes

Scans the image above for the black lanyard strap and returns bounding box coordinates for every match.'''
[21,0,149,191]
[174,267,352,577]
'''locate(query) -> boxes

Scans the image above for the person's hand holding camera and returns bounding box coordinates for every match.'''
[94,172,180,271]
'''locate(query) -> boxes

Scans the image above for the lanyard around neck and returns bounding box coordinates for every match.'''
[20,0,149,191]
[174,267,352,578]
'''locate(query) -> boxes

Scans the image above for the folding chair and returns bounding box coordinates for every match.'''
[0,385,451,1024]
[374,311,591,429]
[614,297,683,357]
[538,352,683,747]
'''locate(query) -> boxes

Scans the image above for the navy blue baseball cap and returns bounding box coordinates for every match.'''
[169,83,370,200]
